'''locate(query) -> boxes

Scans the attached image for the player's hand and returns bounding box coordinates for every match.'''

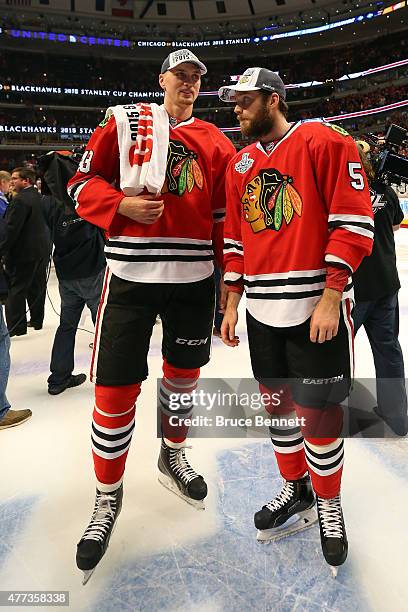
[221,307,240,347]
[118,194,164,224]
[310,288,341,343]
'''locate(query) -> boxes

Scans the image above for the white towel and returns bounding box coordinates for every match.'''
[105,102,169,196]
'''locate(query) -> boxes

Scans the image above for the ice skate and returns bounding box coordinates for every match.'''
[255,475,317,542]
[76,485,123,584]
[317,494,348,577]
[158,439,207,510]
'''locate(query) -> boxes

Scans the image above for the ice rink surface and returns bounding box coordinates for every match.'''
[1,233,407,612]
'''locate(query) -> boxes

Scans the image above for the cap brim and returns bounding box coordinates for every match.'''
[164,60,207,75]
[189,60,207,75]
[218,84,261,102]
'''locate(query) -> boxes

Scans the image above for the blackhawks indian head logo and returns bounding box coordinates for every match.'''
[241,169,303,233]
[161,140,204,196]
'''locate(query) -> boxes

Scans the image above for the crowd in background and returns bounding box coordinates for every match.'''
[0,31,406,91]
[0,107,105,129]
[1,82,406,127]
[0,29,406,156]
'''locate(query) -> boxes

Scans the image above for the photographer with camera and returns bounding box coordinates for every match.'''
[39,151,106,396]
[353,139,407,436]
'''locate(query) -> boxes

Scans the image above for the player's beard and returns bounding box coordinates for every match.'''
[240,104,275,139]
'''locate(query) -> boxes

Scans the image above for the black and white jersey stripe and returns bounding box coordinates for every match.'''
[104,236,214,283]
[106,237,213,262]
[328,214,374,240]
[224,271,243,284]
[244,269,353,327]
[67,179,91,208]
[244,269,327,300]
[325,254,353,272]
[213,208,226,223]
[224,239,243,256]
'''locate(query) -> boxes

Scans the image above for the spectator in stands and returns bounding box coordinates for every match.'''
[0,167,49,336]
[353,140,408,436]
[0,199,32,429]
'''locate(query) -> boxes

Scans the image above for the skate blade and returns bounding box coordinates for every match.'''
[330,566,338,578]
[256,507,318,543]
[82,569,95,585]
[158,473,205,511]
[79,521,119,586]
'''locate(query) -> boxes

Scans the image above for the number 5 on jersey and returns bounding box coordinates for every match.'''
[79,150,94,173]
[348,162,365,190]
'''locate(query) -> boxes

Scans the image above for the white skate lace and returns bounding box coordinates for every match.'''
[82,492,117,543]
[169,445,199,486]
[265,481,295,512]
[318,495,343,538]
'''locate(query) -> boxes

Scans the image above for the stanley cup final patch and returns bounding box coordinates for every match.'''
[234,152,255,174]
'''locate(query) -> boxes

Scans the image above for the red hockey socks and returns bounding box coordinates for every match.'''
[295,402,344,498]
[92,383,141,492]
[159,359,199,444]
[260,384,307,481]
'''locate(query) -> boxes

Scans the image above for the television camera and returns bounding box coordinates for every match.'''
[367,124,408,186]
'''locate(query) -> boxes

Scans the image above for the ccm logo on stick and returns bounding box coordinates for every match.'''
[176,338,208,346]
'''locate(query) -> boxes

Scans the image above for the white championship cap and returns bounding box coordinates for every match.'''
[219,67,286,102]
[161,49,207,75]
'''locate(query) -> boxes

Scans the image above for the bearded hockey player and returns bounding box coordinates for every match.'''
[67,49,236,583]
[219,67,373,576]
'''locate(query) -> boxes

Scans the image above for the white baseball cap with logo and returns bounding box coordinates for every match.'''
[218,67,286,102]
[161,49,207,75]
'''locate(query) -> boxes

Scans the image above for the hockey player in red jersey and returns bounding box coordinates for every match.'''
[68,49,236,583]
[219,67,374,576]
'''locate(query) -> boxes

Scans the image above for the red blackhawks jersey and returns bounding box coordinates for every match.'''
[67,113,236,283]
[224,121,374,327]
